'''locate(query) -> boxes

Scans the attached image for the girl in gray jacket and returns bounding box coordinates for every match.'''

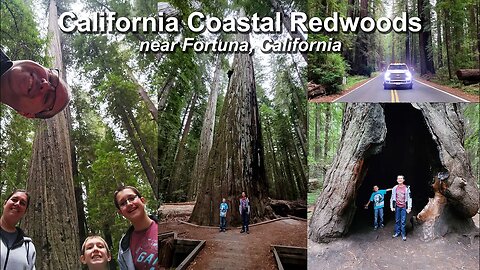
[0,189,36,270]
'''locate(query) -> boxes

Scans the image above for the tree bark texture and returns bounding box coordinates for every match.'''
[412,103,478,218]
[353,0,370,75]
[159,78,174,113]
[309,103,479,243]
[418,0,436,74]
[264,123,283,199]
[444,13,452,79]
[477,1,480,69]
[436,13,443,68]
[188,55,221,200]
[308,103,386,243]
[167,92,198,201]
[127,68,158,121]
[455,69,480,81]
[189,31,271,226]
[127,109,157,174]
[102,224,117,270]
[314,104,321,161]
[405,2,411,67]
[322,105,331,180]
[308,82,326,99]
[414,173,476,241]
[118,106,158,197]
[23,1,81,268]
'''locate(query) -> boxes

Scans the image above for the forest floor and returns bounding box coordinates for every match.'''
[307,213,480,270]
[160,205,307,270]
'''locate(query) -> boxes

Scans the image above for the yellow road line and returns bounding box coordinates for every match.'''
[390,90,399,102]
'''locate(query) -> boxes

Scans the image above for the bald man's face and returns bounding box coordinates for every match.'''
[1,60,69,118]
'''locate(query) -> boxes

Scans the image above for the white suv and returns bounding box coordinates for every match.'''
[384,63,413,89]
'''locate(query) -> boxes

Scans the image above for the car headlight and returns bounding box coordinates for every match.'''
[384,71,391,80]
[405,71,412,80]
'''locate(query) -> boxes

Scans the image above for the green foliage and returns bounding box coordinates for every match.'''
[308,103,344,181]
[258,54,307,200]
[236,0,271,16]
[0,0,45,200]
[309,53,349,94]
[307,187,321,206]
[343,75,370,90]
[0,112,35,200]
[463,104,479,185]
[0,0,48,62]
[430,68,480,96]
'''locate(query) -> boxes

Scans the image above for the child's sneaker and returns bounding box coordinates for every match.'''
[402,236,406,241]
[392,233,400,238]
[374,226,378,230]
[380,224,384,228]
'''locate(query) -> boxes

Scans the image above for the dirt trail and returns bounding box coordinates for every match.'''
[308,215,480,270]
[161,218,307,270]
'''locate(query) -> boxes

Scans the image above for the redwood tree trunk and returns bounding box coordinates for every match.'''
[167,92,198,201]
[127,109,157,175]
[314,105,321,161]
[322,105,331,180]
[309,104,386,243]
[23,0,81,267]
[444,14,452,79]
[436,12,443,68]
[119,107,158,197]
[159,78,174,112]
[405,4,411,67]
[189,30,271,226]
[128,69,158,121]
[188,55,221,200]
[418,0,435,75]
[353,0,370,75]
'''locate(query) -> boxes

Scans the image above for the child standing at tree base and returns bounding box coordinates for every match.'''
[239,192,250,234]
[365,185,392,230]
[219,198,228,232]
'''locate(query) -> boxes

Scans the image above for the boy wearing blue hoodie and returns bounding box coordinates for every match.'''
[219,198,228,232]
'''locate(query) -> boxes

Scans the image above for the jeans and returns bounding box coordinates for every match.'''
[394,206,407,237]
[374,208,384,228]
[220,216,226,230]
[241,211,249,232]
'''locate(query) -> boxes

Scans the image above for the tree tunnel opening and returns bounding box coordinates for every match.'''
[351,103,444,233]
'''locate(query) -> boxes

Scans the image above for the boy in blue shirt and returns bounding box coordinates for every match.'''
[364,185,392,230]
[219,198,228,232]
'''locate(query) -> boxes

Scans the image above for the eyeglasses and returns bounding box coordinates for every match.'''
[118,195,139,208]
[35,68,60,117]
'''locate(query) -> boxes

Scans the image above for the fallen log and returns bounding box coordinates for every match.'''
[268,199,307,218]
[456,69,480,82]
[308,81,326,99]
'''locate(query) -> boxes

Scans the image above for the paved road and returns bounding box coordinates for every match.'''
[335,74,469,102]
